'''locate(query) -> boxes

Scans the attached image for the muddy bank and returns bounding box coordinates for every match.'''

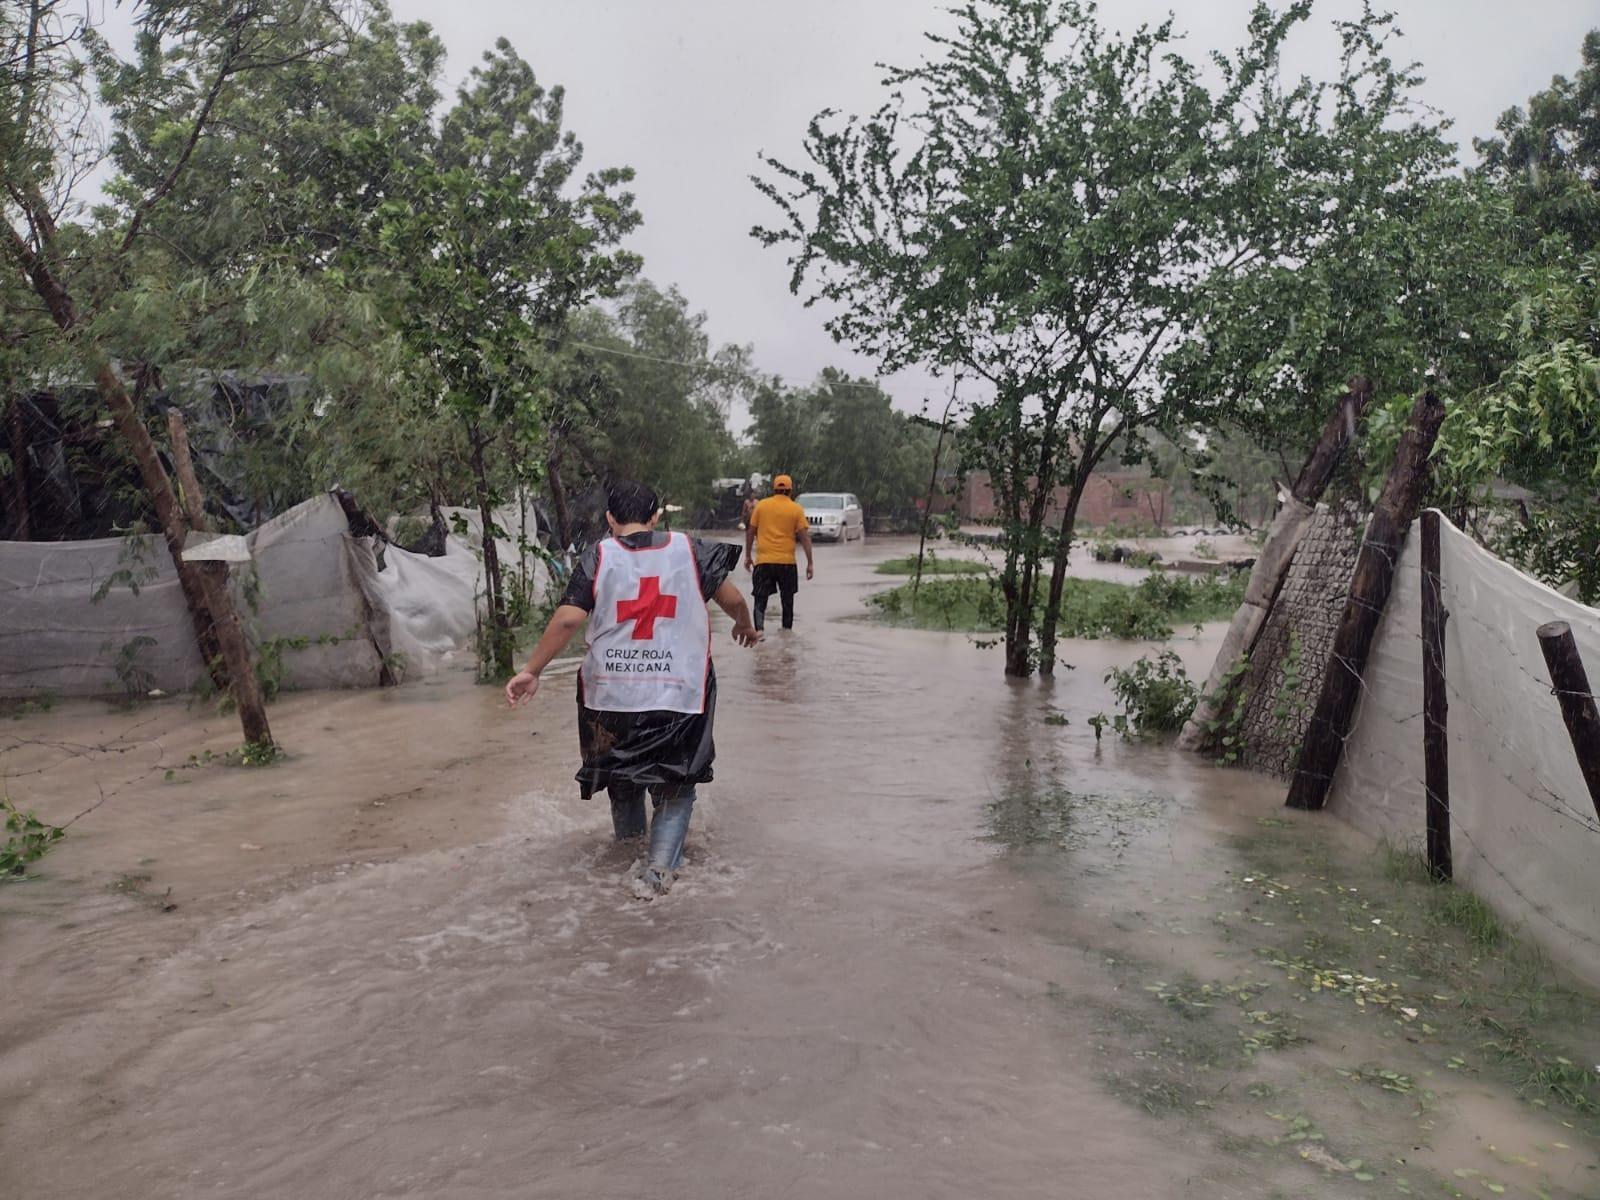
[3,535,1597,1198]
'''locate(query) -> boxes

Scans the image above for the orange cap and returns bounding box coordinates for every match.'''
[773,474,793,492]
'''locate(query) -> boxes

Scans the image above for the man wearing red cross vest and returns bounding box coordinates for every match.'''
[506,481,759,898]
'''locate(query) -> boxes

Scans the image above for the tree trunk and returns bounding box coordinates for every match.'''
[547,451,572,551]
[1037,466,1092,678]
[913,384,960,600]
[6,216,265,742]
[1003,408,1066,679]
[469,421,511,676]
[913,417,952,601]
[1285,390,1444,810]
[106,369,270,744]
[165,407,231,691]
[1005,540,1038,677]
[5,396,28,540]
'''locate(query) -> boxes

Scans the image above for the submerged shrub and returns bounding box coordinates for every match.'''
[1106,650,1199,734]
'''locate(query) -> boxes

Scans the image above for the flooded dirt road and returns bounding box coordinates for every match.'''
[4,537,1598,1198]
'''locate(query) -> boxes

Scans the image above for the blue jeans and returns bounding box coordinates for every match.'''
[609,783,696,871]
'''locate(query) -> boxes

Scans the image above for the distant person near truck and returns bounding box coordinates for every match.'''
[745,474,814,631]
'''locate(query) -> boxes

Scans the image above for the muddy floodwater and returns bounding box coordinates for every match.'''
[4,537,1599,1198]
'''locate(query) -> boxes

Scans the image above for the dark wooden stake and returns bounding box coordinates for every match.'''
[913,378,960,601]
[1287,391,1446,810]
[1420,510,1451,880]
[1291,375,1374,506]
[160,407,228,690]
[1536,620,1600,820]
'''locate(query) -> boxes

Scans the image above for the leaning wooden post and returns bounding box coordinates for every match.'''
[1286,391,1445,810]
[1420,510,1451,879]
[1536,621,1600,820]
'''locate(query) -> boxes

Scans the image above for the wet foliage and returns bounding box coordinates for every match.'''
[868,569,1244,639]
[1,799,65,879]
[873,553,993,577]
[1104,650,1199,735]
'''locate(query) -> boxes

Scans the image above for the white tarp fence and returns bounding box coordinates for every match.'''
[1329,511,1600,987]
[0,492,547,699]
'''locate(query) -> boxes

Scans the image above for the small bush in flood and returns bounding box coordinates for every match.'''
[1105,650,1199,734]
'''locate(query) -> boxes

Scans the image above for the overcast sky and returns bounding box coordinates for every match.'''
[98,0,1600,417]
[373,0,1596,416]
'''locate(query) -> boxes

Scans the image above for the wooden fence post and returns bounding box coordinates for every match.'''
[1536,621,1600,820]
[1286,391,1445,810]
[1420,510,1451,879]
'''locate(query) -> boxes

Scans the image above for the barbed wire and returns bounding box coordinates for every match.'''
[1293,614,1600,838]
[1449,818,1600,951]
[1251,510,1600,964]
[1295,721,1600,949]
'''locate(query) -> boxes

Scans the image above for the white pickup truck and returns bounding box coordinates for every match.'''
[798,492,865,542]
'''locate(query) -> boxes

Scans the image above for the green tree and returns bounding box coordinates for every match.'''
[1384,254,1600,601]
[756,0,1442,676]
[558,280,748,520]
[86,3,450,528]
[748,370,936,522]
[747,377,820,487]
[1167,173,1521,495]
[1475,30,1600,255]
[3,0,383,748]
[371,38,640,675]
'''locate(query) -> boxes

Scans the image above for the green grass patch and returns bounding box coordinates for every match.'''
[1380,839,1506,948]
[1234,828,1600,1128]
[866,569,1245,638]
[873,552,994,576]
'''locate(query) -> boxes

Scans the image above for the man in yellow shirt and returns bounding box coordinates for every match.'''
[744,474,815,631]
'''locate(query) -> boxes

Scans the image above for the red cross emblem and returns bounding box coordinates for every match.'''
[616,575,678,640]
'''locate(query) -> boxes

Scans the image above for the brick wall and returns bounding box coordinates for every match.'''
[960,471,1169,529]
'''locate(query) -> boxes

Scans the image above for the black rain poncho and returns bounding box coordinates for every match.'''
[559,531,741,797]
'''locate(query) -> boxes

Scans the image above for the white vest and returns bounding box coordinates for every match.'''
[582,533,711,714]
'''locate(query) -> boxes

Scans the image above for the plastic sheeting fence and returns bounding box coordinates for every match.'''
[1329,511,1600,987]
[0,492,547,700]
